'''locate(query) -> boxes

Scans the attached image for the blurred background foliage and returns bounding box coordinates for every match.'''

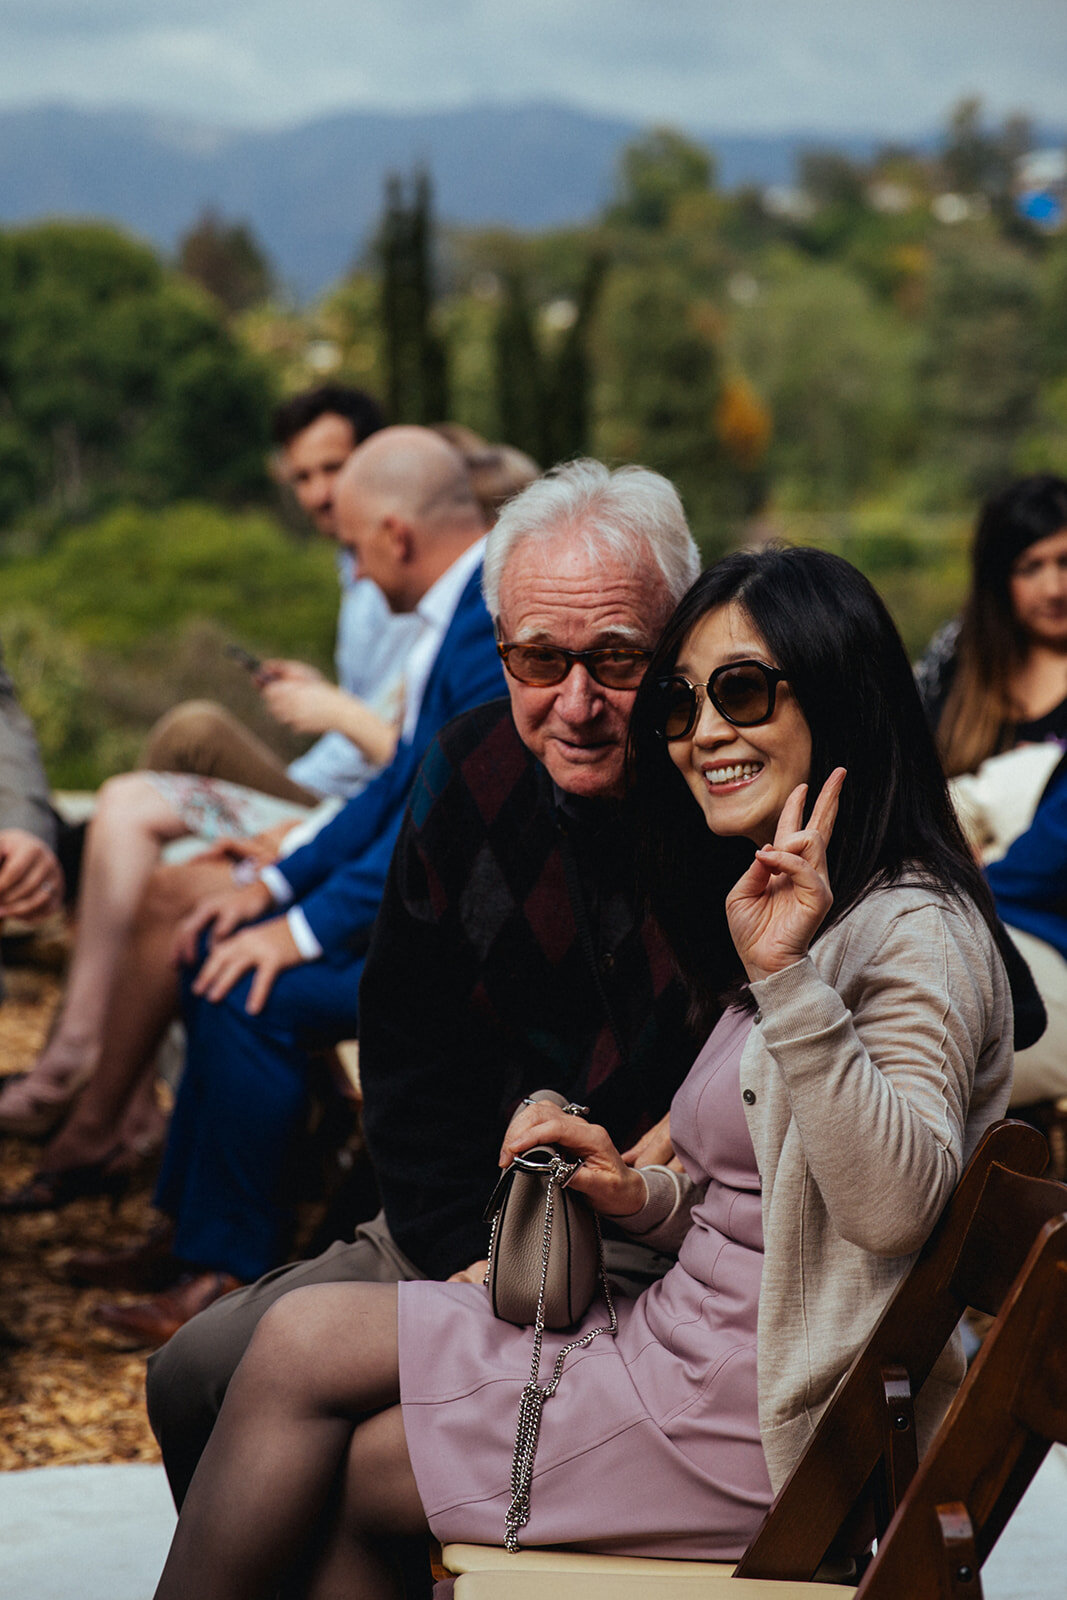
[0,97,1064,786]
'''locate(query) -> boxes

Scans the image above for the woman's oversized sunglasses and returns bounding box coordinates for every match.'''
[655,660,788,740]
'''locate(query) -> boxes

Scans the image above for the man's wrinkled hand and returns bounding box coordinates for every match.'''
[447,1259,489,1285]
[173,879,274,967]
[622,1113,679,1171]
[190,915,303,1014]
[0,829,64,921]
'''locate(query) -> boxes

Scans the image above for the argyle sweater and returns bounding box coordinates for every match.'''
[358,698,709,1279]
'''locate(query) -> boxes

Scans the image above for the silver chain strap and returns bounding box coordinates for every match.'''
[503,1153,618,1553]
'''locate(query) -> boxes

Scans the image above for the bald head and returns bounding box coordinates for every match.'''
[334,426,486,612]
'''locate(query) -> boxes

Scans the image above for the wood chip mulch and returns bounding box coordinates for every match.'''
[0,959,162,1470]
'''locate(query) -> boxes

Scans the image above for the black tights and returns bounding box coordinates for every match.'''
[153,1283,429,1600]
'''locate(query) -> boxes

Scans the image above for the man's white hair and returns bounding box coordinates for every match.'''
[482,459,700,619]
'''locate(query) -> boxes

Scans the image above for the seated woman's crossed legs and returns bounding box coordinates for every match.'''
[154,1282,427,1600]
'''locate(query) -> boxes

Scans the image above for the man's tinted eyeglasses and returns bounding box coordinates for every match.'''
[497,641,651,690]
[655,660,787,739]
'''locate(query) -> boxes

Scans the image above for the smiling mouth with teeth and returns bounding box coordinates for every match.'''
[706,761,763,784]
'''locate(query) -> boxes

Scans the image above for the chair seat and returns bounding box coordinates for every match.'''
[453,1571,853,1599]
[443,1542,734,1576]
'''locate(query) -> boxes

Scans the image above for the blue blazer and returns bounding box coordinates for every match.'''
[276,564,504,958]
[986,749,1067,963]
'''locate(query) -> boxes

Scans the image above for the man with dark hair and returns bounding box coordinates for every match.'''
[270,382,386,460]
[143,383,421,804]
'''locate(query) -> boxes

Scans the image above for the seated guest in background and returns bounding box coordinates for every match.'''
[0,429,499,1219]
[962,746,1067,1107]
[145,457,706,1509]
[915,474,1067,775]
[0,383,415,1140]
[51,428,503,1335]
[0,647,66,946]
[431,421,539,523]
[149,547,1013,1593]
[146,381,421,803]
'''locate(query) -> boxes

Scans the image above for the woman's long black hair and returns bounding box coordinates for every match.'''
[628,545,998,1026]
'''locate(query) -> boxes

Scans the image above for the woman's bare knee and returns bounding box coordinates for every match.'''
[92,772,189,850]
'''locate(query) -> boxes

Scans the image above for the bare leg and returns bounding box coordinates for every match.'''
[40,855,237,1173]
[154,1283,425,1600]
[0,776,194,1126]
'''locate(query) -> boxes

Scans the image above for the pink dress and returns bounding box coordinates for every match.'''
[398,1007,772,1559]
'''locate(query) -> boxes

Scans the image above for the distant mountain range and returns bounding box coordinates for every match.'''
[0,102,1062,298]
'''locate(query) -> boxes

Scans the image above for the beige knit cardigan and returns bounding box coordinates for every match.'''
[625,882,1015,1492]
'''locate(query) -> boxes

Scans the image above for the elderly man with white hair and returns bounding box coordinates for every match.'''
[145,458,722,1511]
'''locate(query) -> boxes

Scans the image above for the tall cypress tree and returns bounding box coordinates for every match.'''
[377,170,449,424]
[544,252,606,461]
[494,272,546,460]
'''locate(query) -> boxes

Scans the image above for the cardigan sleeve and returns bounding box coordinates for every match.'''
[608,1164,702,1253]
[748,899,1007,1258]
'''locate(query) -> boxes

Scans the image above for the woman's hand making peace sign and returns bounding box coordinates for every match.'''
[726,767,847,984]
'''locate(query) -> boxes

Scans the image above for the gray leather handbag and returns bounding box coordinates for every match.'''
[482,1089,618,1551]
[483,1140,599,1329]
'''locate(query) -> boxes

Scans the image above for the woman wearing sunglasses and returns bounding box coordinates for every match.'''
[152,546,1013,1597]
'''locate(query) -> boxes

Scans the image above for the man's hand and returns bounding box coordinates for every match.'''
[0,829,64,921]
[447,1259,489,1285]
[260,678,400,766]
[173,879,274,967]
[258,658,324,687]
[196,822,296,870]
[190,915,303,1014]
[261,678,350,737]
[622,1113,681,1172]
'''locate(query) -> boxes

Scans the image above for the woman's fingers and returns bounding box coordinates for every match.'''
[499,1104,606,1167]
[808,766,847,843]
[773,783,808,846]
[754,845,829,896]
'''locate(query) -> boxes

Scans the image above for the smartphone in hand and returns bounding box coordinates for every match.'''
[225,643,263,675]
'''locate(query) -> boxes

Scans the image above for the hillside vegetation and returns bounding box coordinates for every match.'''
[0,100,1063,786]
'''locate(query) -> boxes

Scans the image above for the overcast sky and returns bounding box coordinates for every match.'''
[1,0,1064,135]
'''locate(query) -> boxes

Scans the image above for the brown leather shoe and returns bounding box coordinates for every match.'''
[93,1271,242,1348]
[66,1222,180,1291]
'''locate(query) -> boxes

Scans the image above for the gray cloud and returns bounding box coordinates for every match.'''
[0,0,1062,133]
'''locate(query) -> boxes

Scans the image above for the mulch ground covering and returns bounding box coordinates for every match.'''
[0,959,161,1470]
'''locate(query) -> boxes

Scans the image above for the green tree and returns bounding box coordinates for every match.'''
[0,221,273,529]
[378,171,449,423]
[543,253,607,461]
[594,264,748,549]
[940,98,1033,216]
[918,236,1040,494]
[731,256,916,506]
[610,128,716,231]
[178,209,274,314]
[494,272,545,460]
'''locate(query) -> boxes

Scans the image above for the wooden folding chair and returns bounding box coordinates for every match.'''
[850,1208,1067,1597]
[447,1118,1067,1598]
